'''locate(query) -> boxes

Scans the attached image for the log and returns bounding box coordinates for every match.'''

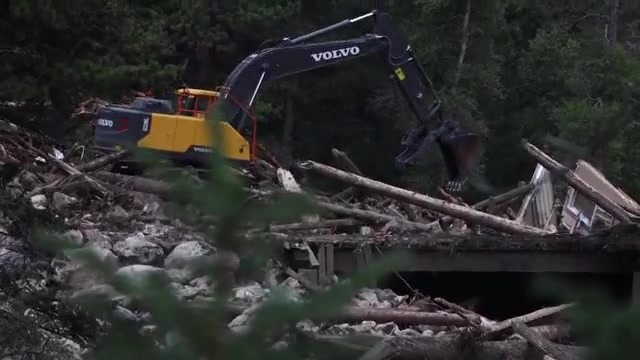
[423,182,536,228]
[513,322,579,360]
[316,201,439,232]
[267,218,361,232]
[357,335,586,360]
[484,303,574,339]
[46,153,109,195]
[522,140,631,224]
[297,160,552,236]
[473,183,537,211]
[322,307,469,326]
[77,149,131,172]
[280,265,323,293]
[92,171,173,196]
[330,148,363,201]
[432,297,484,326]
[330,148,418,221]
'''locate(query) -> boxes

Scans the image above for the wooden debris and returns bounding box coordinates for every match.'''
[296,160,553,236]
[316,200,439,232]
[484,303,574,339]
[267,219,361,232]
[27,149,130,197]
[522,140,632,224]
[513,322,580,360]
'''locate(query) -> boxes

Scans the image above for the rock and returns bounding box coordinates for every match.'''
[232,282,268,303]
[376,300,393,309]
[84,245,119,268]
[296,320,319,333]
[0,247,26,271]
[421,329,434,336]
[374,322,399,335]
[113,233,164,265]
[351,321,377,333]
[359,226,373,235]
[62,230,84,247]
[397,328,421,337]
[228,303,262,335]
[17,171,41,190]
[326,323,356,335]
[374,288,400,302]
[70,284,125,303]
[140,325,157,336]
[114,306,138,322]
[142,201,160,215]
[357,288,379,305]
[60,264,101,290]
[52,192,77,209]
[108,205,130,222]
[81,229,111,249]
[276,278,304,303]
[163,241,210,269]
[30,194,47,210]
[172,283,210,300]
[115,265,166,282]
[167,268,194,284]
[189,276,212,288]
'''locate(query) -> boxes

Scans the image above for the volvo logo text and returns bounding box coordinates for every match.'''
[96,118,114,127]
[311,46,360,62]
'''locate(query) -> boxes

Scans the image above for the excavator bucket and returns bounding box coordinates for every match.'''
[438,129,481,192]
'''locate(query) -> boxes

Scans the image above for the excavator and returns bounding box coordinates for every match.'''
[93,9,481,191]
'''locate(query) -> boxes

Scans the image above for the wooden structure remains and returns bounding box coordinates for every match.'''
[268,224,640,306]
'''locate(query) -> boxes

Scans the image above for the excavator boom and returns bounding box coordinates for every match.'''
[213,9,480,191]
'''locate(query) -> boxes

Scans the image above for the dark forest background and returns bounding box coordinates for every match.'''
[2,0,639,200]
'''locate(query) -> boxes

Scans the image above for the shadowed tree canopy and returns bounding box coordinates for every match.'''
[2,0,640,199]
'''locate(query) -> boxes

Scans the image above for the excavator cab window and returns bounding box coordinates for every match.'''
[176,93,216,118]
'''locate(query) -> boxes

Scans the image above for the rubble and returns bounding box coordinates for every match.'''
[1,119,638,359]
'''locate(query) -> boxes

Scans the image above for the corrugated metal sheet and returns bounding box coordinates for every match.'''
[518,163,556,229]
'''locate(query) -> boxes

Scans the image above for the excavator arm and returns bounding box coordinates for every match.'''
[213,10,480,191]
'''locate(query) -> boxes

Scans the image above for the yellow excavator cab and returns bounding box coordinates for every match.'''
[175,88,220,118]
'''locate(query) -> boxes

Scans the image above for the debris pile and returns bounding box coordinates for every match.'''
[0,117,636,359]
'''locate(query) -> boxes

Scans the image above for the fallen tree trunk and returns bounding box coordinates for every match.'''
[330,307,469,326]
[92,171,173,196]
[297,161,552,236]
[522,140,631,224]
[473,183,537,211]
[484,303,573,339]
[77,149,131,172]
[330,148,364,201]
[357,335,587,360]
[435,182,537,230]
[513,322,579,360]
